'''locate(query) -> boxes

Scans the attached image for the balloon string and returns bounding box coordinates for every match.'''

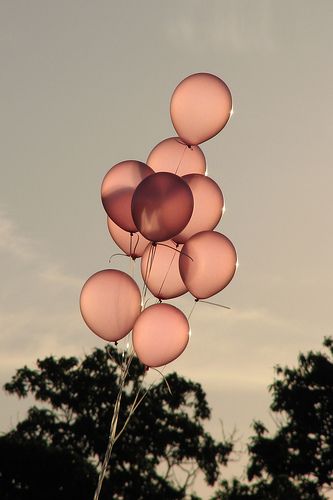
[94,349,135,500]
[109,253,131,263]
[129,232,133,258]
[157,242,193,262]
[130,255,135,279]
[188,299,198,320]
[199,300,231,310]
[143,297,152,308]
[150,366,172,395]
[174,144,188,175]
[141,244,152,303]
[132,233,140,256]
[142,243,156,305]
[141,243,152,298]
[94,342,176,500]
[112,335,131,370]
[129,232,141,258]
[128,233,135,278]
[156,247,177,298]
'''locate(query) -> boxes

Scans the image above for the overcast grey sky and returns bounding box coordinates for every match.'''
[1,0,333,495]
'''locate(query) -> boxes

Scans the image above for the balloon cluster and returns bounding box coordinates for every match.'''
[80,73,237,368]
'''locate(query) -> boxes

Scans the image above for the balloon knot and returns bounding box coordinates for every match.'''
[115,341,118,346]
[145,365,149,372]
[152,241,157,247]
[195,298,199,302]
[158,298,162,303]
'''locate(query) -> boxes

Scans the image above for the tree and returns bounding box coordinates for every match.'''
[213,337,333,500]
[1,346,233,499]
[0,434,97,500]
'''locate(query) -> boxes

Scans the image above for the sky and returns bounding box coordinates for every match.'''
[1,0,333,496]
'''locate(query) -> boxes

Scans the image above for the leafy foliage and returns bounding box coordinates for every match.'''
[1,346,232,499]
[213,337,333,500]
[0,434,97,500]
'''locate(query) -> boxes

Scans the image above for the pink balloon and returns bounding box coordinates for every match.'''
[133,303,190,367]
[107,217,149,259]
[147,137,206,176]
[141,241,187,299]
[80,269,141,342]
[173,174,224,244]
[101,160,154,233]
[131,172,194,242]
[170,73,232,146]
[179,231,237,299]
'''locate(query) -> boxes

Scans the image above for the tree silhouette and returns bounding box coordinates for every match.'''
[1,346,232,499]
[213,337,333,500]
[0,435,97,500]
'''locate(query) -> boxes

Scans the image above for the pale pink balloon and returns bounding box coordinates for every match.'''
[179,231,237,299]
[170,73,232,146]
[107,217,150,259]
[101,160,154,233]
[147,137,206,176]
[131,172,194,242]
[141,241,187,299]
[173,174,224,244]
[133,303,190,367]
[80,269,141,342]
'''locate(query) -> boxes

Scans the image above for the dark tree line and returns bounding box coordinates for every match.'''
[0,346,232,499]
[1,338,333,499]
[214,337,333,499]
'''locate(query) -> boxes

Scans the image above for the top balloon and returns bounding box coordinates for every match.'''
[170,73,232,146]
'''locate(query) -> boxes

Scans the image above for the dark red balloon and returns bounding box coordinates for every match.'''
[131,172,194,242]
[101,160,154,233]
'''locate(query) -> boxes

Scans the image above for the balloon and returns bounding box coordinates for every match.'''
[101,160,154,233]
[107,217,149,259]
[173,174,224,244]
[179,231,237,299]
[133,303,190,367]
[131,172,194,242]
[147,137,206,176]
[170,73,232,146]
[141,241,187,299]
[80,269,141,342]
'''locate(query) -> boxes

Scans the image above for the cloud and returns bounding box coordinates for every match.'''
[0,211,89,370]
[0,209,82,289]
[175,300,309,397]
[190,303,303,341]
[0,211,37,261]
[39,265,82,289]
[162,1,276,54]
